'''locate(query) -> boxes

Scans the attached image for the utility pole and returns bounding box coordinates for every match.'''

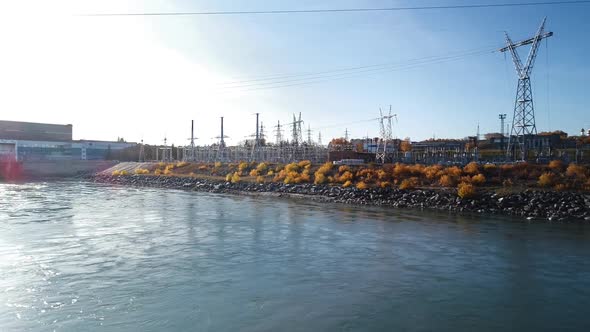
[317,132,322,146]
[344,128,349,141]
[274,121,283,146]
[500,17,553,161]
[255,113,260,147]
[307,124,313,145]
[139,139,145,162]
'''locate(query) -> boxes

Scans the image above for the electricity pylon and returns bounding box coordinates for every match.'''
[500,17,553,161]
[375,106,397,164]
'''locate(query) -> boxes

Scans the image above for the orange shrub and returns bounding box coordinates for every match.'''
[457,182,476,199]
[337,171,354,183]
[439,175,456,187]
[379,181,391,188]
[483,164,498,173]
[376,169,390,181]
[464,162,480,175]
[554,183,567,192]
[399,177,419,190]
[424,165,443,180]
[342,180,352,188]
[538,172,556,187]
[446,166,463,177]
[249,169,260,177]
[298,160,312,169]
[338,165,351,174]
[471,174,486,185]
[566,164,587,179]
[548,160,564,171]
[356,182,368,190]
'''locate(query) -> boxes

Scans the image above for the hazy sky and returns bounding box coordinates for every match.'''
[0,0,588,145]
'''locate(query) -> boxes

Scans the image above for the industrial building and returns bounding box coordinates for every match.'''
[0,120,136,161]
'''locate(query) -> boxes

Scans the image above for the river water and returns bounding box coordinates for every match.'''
[0,181,589,331]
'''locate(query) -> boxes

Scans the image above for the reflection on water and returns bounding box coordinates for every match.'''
[1,181,589,331]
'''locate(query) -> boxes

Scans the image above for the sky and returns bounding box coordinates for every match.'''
[0,0,588,146]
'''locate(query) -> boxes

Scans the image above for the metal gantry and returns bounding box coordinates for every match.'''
[500,17,553,161]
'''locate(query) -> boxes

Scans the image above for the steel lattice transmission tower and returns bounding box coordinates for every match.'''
[500,17,553,161]
[375,106,396,164]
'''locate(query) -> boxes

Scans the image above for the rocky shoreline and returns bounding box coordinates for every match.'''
[91,174,590,222]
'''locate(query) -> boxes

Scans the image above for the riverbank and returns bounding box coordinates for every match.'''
[92,174,590,222]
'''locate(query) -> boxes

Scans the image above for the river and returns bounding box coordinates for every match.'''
[1,181,589,331]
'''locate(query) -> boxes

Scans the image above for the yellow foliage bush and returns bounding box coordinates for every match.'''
[463,162,480,175]
[256,162,268,173]
[458,182,476,199]
[471,174,486,185]
[231,172,241,183]
[399,177,419,190]
[337,171,354,183]
[225,173,232,182]
[214,161,222,168]
[134,168,150,175]
[176,161,188,168]
[285,162,299,173]
[316,162,333,175]
[273,170,287,182]
[379,181,391,188]
[198,165,208,170]
[538,172,556,187]
[249,169,260,177]
[267,170,274,176]
[338,165,351,174]
[356,182,368,190]
[112,170,121,176]
[154,169,162,175]
[256,176,265,183]
[342,180,352,188]
[298,160,311,169]
[238,162,249,172]
[314,172,327,184]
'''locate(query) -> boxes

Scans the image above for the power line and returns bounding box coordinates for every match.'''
[218,48,496,93]
[219,45,500,87]
[78,1,590,17]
